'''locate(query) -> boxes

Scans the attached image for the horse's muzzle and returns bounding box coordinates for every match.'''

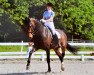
[28,33,33,39]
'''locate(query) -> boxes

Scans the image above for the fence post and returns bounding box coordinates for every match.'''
[32,53,34,58]
[81,54,84,61]
[41,53,44,61]
[84,41,86,48]
[20,40,23,52]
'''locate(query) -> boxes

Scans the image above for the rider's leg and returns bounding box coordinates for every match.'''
[46,22,59,45]
[46,22,56,35]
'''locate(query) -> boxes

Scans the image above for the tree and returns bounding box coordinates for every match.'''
[53,0,94,40]
[0,0,29,25]
[0,0,94,40]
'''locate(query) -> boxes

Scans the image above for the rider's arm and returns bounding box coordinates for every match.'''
[41,11,55,23]
[45,16,54,22]
[45,11,55,22]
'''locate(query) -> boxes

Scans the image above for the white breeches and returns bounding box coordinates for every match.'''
[44,22,56,35]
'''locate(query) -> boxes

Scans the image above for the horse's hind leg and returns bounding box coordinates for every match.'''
[54,47,65,71]
[54,48,62,62]
[61,47,65,71]
[26,48,34,70]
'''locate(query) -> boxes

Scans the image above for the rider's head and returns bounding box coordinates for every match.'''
[46,2,53,10]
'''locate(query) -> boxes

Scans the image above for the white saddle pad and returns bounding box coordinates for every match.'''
[55,31,61,39]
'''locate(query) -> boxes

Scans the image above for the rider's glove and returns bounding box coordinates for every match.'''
[40,19,46,23]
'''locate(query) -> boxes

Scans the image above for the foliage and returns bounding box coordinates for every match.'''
[53,0,94,40]
[0,0,94,40]
[0,0,29,25]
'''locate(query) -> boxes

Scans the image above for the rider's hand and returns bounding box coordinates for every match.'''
[40,19,46,23]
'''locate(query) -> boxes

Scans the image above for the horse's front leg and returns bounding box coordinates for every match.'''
[46,50,51,72]
[26,48,34,70]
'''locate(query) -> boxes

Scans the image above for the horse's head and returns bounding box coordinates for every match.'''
[27,18,36,39]
[25,17,43,39]
[29,18,36,26]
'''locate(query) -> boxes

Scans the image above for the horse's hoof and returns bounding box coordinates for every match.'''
[61,67,65,71]
[45,70,51,73]
[26,66,30,70]
[61,64,65,71]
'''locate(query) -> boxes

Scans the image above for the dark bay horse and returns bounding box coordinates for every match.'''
[22,18,77,72]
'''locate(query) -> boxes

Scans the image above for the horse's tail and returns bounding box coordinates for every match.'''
[67,43,78,55]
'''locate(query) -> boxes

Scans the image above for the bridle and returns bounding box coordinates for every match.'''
[28,23,35,35]
[28,20,43,36]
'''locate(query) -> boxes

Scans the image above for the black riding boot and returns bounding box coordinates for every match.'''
[52,34,59,46]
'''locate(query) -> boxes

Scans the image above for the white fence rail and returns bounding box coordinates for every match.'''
[0,42,94,46]
[0,42,94,61]
[0,51,94,61]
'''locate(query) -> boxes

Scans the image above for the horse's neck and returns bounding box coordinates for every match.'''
[34,21,44,35]
[34,21,50,38]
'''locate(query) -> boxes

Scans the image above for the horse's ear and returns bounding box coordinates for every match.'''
[29,18,35,21]
[29,18,36,26]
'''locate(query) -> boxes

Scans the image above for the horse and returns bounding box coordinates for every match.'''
[22,18,77,72]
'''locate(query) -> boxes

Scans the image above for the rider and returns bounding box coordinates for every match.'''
[41,2,58,45]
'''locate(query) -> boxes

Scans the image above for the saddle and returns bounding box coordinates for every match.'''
[41,22,61,47]
[45,26,61,47]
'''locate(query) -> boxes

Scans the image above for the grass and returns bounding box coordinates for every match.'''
[75,46,94,51]
[0,46,45,52]
[0,46,93,57]
[0,46,94,52]
[0,46,26,52]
